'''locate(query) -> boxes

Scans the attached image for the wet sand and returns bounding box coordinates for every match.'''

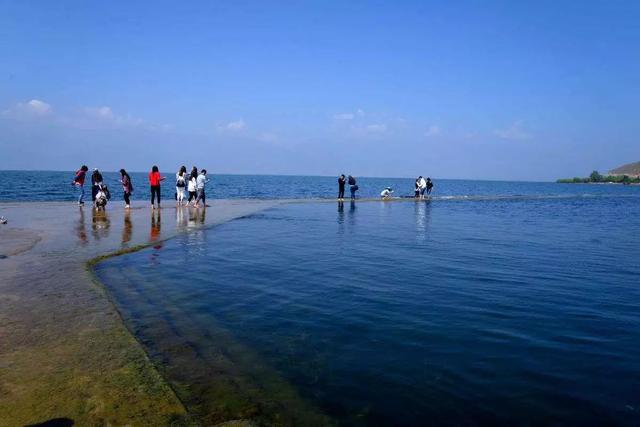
[0,200,278,426]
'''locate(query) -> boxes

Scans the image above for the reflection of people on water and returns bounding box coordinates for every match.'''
[414,199,432,240]
[176,205,188,229]
[150,209,161,245]
[122,209,132,246]
[76,207,88,245]
[91,209,110,240]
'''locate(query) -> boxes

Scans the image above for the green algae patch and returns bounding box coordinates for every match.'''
[89,242,334,426]
[0,325,187,426]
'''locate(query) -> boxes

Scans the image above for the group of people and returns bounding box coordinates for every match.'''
[72,167,433,209]
[337,174,359,200]
[414,176,434,199]
[338,174,435,200]
[72,165,210,210]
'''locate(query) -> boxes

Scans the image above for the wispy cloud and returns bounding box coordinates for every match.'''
[333,108,365,120]
[365,123,387,133]
[2,99,53,118]
[425,125,440,137]
[494,120,531,141]
[2,99,170,132]
[218,119,246,132]
[81,106,145,128]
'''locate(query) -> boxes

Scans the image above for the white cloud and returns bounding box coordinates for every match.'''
[3,99,170,132]
[79,106,145,128]
[2,99,53,118]
[425,125,440,137]
[333,108,365,121]
[494,120,532,141]
[218,119,245,132]
[366,123,387,133]
[333,112,355,120]
[84,106,115,120]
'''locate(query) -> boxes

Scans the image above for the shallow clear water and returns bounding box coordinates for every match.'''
[1,170,639,202]
[95,187,640,426]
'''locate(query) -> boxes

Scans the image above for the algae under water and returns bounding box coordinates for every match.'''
[96,195,640,426]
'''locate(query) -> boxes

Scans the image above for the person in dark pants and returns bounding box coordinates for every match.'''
[148,165,165,209]
[120,169,133,208]
[91,168,103,201]
[338,174,346,200]
[348,175,358,199]
[426,177,434,196]
[188,167,198,204]
[194,169,210,208]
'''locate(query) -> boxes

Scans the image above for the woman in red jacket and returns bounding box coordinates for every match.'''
[148,165,165,209]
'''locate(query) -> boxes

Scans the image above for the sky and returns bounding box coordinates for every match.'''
[1,0,639,180]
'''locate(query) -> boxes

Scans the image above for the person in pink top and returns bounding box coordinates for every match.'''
[148,165,165,209]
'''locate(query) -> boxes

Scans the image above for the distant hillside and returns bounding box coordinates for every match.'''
[609,161,640,176]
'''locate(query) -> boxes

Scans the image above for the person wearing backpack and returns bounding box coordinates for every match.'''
[72,165,89,206]
[176,165,188,206]
[120,169,133,208]
[91,168,104,202]
[348,175,358,200]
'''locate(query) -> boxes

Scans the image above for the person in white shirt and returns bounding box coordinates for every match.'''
[187,169,198,205]
[418,176,427,199]
[175,166,188,206]
[380,187,393,199]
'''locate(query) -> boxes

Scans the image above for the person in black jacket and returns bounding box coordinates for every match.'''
[338,174,346,200]
[348,175,358,199]
[91,168,103,201]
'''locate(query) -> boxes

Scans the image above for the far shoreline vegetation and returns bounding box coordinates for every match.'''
[557,171,640,184]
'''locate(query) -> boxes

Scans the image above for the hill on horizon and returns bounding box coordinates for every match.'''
[608,161,640,176]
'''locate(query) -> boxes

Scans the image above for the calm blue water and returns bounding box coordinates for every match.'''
[1,170,639,202]
[95,187,640,426]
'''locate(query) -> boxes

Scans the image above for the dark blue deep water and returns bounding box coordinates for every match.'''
[1,169,639,202]
[94,186,640,426]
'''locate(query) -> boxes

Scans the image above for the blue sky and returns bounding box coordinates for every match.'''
[1,1,638,180]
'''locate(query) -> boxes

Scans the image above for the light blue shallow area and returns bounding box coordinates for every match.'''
[95,187,640,426]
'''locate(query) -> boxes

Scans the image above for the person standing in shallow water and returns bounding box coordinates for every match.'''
[91,168,103,202]
[426,177,434,196]
[418,176,427,199]
[338,174,346,200]
[348,175,358,199]
[194,169,210,208]
[149,165,165,209]
[72,165,89,206]
[188,167,198,205]
[176,165,187,206]
[120,169,133,208]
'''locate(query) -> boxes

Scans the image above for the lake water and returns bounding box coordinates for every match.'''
[1,169,639,202]
[93,181,640,426]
